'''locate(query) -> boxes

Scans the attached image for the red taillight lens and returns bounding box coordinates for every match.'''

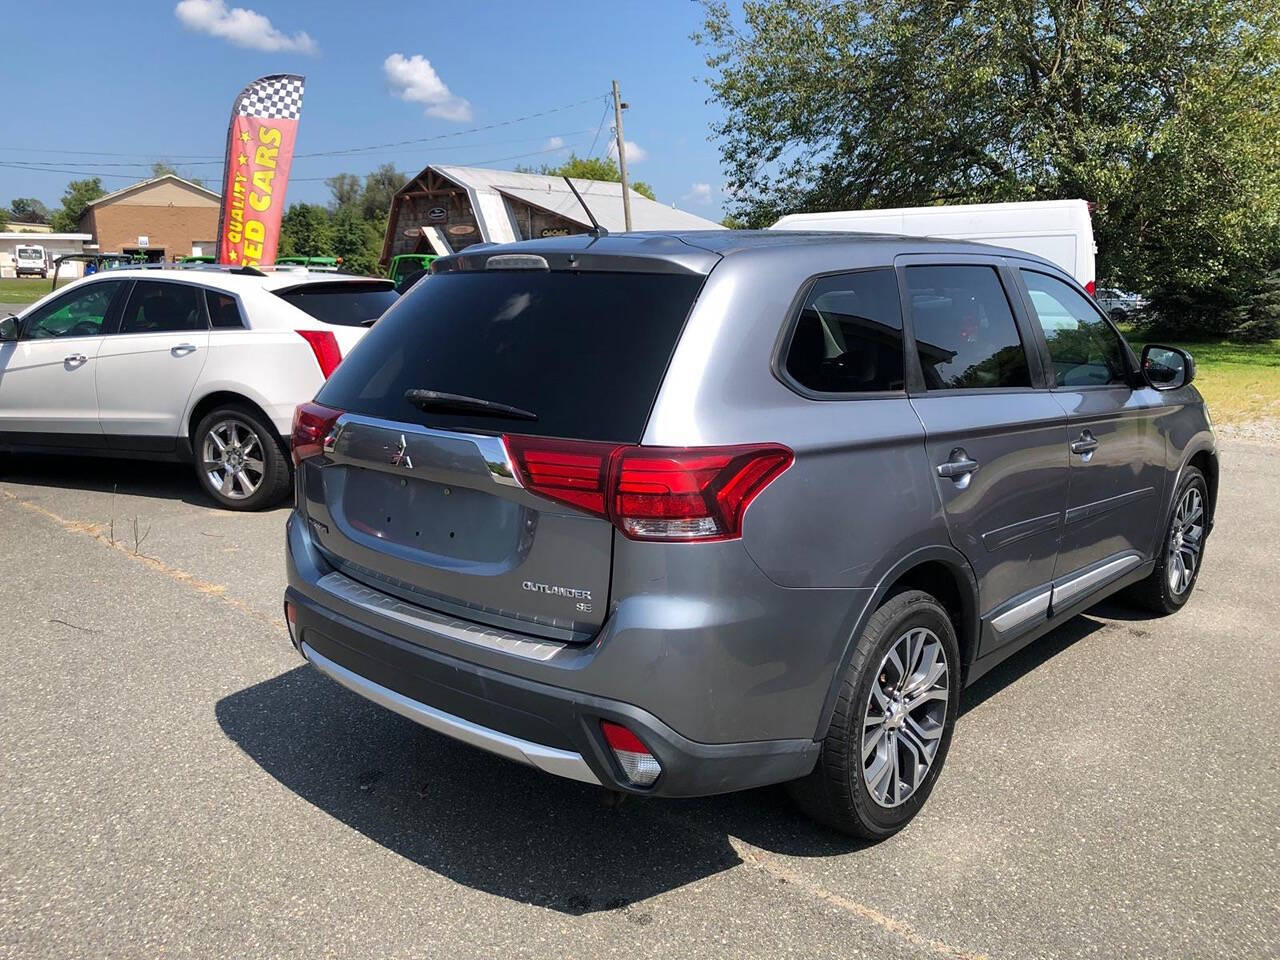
[290,401,343,466]
[503,435,793,542]
[296,329,342,378]
[612,444,793,541]
[503,435,616,518]
[601,721,661,787]
[1085,280,1097,297]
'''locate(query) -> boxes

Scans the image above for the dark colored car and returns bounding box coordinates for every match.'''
[283,231,1216,837]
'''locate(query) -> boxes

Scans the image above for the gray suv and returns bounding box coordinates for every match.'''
[283,231,1216,837]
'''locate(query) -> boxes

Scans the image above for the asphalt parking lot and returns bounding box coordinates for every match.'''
[1,441,1276,959]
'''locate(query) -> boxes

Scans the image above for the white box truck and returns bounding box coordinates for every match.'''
[771,199,1097,293]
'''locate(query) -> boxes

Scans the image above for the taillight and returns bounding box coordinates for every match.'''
[1085,280,1097,297]
[290,401,343,465]
[601,721,661,787]
[503,435,793,542]
[296,329,342,378]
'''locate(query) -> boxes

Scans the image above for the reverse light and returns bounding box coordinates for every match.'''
[601,721,662,787]
[296,329,342,378]
[290,401,343,465]
[503,436,793,543]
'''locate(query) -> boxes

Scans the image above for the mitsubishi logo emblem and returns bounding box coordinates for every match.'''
[388,434,413,469]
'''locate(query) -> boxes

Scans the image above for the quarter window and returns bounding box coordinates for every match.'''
[206,290,245,329]
[20,280,125,339]
[784,269,905,393]
[906,266,1031,390]
[1020,270,1128,387]
[118,281,207,334]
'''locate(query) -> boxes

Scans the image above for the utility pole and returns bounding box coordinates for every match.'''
[612,80,633,232]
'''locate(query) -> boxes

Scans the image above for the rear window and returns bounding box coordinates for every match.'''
[275,281,398,327]
[316,270,705,442]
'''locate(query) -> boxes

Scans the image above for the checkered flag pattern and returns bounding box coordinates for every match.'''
[235,75,305,120]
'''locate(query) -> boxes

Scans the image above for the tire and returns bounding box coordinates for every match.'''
[789,590,961,839]
[191,404,291,511]
[1124,466,1208,615]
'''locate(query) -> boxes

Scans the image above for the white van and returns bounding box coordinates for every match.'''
[14,244,47,279]
[771,199,1097,293]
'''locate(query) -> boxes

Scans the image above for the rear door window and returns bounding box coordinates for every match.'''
[905,265,1031,390]
[274,282,399,326]
[316,270,705,442]
[117,280,208,334]
[784,269,905,393]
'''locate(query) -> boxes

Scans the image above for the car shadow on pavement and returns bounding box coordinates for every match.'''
[216,609,1126,910]
[0,453,218,509]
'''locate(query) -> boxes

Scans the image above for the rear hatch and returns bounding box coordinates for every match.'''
[273,279,399,354]
[301,261,707,641]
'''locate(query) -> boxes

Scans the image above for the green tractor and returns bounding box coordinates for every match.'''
[389,253,437,293]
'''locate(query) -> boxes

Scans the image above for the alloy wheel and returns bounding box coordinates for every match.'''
[1167,486,1204,596]
[862,627,949,808]
[202,418,266,501]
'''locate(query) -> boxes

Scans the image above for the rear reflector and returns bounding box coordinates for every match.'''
[290,401,343,465]
[284,600,298,647]
[296,329,342,378]
[503,436,793,543]
[601,721,661,787]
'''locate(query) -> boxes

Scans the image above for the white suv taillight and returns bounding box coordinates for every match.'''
[296,329,342,378]
[502,435,793,543]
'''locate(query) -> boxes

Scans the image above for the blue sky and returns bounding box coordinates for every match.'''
[1,0,731,218]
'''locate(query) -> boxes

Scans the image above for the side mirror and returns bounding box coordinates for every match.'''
[0,315,18,342]
[1141,343,1195,390]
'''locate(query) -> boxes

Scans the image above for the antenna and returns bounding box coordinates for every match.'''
[564,176,608,239]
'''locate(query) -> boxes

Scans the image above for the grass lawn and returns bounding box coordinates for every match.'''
[1138,336,1280,424]
[0,276,72,306]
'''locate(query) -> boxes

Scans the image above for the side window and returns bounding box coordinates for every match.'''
[21,280,124,340]
[118,281,207,334]
[1020,270,1128,387]
[906,265,1031,390]
[206,290,245,329]
[783,268,905,393]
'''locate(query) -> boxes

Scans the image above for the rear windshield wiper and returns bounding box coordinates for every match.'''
[404,389,538,421]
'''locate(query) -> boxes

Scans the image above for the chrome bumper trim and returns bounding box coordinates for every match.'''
[301,642,601,786]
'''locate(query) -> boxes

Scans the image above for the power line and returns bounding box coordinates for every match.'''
[0,93,610,163]
[587,94,612,158]
[2,129,596,170]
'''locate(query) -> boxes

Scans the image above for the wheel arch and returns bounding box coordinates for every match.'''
[1186,446,1219,531]
[813,545,980,741]
[187,390,285,455]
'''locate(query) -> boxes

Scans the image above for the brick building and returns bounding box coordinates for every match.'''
[79,174,221,261]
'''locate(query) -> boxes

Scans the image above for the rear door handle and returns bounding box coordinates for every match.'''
[64,353,88,365]
[1070,431,1099,457]
[171,343,197,355]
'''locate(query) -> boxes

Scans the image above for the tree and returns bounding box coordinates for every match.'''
[151,161,178,178]
[331,206,382,275]
[524,153,656,201]
[279,203,333,259]
[361,163,407,222]
[50,177,105,232]
[9,198,50,224]
[720,214,745,229]
[1228,271,1280,342]
[326,173,362,212]
[696,0,1280,339]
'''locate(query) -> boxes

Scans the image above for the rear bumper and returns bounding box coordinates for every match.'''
[284,511,837,797]
[286,584,820,796]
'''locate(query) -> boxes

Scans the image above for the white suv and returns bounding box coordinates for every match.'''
[0,265,396,509]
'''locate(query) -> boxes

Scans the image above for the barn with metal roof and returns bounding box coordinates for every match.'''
[381,164,724,264]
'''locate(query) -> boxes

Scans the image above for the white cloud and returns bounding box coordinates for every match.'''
[683,182,713,205]
[607,139,648,163]
[544,136,566,151]
[384,53,472,122]
[174,0,317,54]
